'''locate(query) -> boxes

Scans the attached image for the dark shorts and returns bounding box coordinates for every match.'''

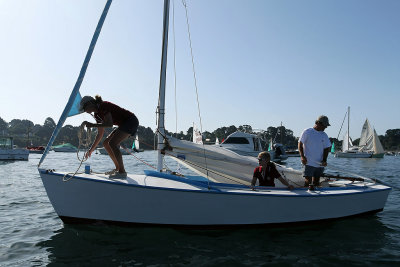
[118,116,139,136]
[303,165,324,178]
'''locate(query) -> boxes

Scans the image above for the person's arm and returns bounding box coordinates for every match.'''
[82,112,114,128]
[321,147,330,166]
[278,176,294,190]
[251,168,258,190]
[85,127,105,159]
[298,141,307,165]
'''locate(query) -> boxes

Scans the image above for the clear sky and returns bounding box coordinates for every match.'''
[0,0,399,140]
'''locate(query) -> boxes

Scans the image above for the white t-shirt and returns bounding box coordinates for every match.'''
[299,128,331,168]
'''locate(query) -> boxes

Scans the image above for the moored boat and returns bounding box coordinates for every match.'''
[37,0,391,228]
[336,107,384,158]
[52,143,78,152]
[0,137,29,160]
[26,146,45,154]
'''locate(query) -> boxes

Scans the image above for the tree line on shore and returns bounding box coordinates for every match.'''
[1,116,400,151]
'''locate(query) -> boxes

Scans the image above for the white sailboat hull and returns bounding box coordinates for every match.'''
[335,151,372,158]
[39,170,390,227]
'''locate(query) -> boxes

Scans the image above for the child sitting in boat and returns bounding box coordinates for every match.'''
[251,152,294,190]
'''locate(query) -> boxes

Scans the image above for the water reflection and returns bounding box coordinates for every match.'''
[38,214,396,266]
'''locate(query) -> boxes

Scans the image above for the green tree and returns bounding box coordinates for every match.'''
[0,117,8,135]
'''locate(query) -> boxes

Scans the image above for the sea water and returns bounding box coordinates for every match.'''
[0,151,399,266]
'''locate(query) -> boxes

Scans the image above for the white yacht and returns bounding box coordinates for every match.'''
[218,131,288,162]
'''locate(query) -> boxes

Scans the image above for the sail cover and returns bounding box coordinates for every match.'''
[38,0,113,167]
[164,136,304,187]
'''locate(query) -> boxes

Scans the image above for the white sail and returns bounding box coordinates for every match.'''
[134,135,140,151]
[358,119,384,155]
[373,129,385,154]
[165,136,304,187]
[359,119,374,152]
[192,123,203,144]
[342,132,350,151]
[215,137,219,145]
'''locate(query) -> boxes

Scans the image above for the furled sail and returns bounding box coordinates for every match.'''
[38,0,113,167]
[164,136,304,187]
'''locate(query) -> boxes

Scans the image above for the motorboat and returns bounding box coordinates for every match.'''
[0,137,29,160]
[52,143,78,152]
[218,131,288,162]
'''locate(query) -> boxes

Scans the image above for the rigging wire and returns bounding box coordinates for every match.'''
[336,110,348,140]
[181,0,210,188]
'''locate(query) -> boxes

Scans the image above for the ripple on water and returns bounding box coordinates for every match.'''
[0,152,399,265]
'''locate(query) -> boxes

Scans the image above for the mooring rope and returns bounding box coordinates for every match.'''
[62,126,92,182]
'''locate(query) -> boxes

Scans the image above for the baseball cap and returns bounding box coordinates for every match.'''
[316,115,330,127]
[79,96,95,112]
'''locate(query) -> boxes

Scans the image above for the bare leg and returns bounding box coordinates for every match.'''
[103,130,120,171]
[108,129,130,173]
[304,176,311,187]
[312,177,320,186]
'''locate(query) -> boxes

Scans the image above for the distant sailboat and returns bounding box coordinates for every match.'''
[192,123,203,144]
[330,142,335,154]
[132,134,144,152]
[336,107,384,158]
[358,119,385,158]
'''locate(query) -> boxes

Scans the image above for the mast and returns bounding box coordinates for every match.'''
[157,0,170,171]
[347,106,350,149]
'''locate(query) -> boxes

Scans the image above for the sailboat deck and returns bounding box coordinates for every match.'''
[46,170,390,197]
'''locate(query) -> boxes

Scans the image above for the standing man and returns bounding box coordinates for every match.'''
[298,115,331,190]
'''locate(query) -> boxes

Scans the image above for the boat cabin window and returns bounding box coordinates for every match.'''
[223,137,249,144]
[0,138,13,149]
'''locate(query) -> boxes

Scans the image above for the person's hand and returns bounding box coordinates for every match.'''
[85,149,93,159]
[301,156,307,165]
[81,121,92,128]
[321,161,327,167]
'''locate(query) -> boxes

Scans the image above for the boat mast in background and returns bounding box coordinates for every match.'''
[347,106,350,147]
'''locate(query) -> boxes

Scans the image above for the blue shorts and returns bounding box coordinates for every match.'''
[119,116,139,136]
[303,165,324,178]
